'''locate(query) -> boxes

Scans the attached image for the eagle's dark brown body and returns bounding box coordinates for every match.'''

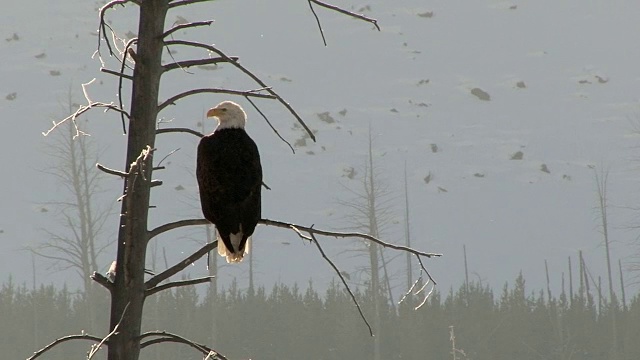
[196,127,262,262]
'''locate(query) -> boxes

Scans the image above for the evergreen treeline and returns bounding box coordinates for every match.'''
[5,274,639,360]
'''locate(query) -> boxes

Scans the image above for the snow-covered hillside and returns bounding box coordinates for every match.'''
[1,0,640,298]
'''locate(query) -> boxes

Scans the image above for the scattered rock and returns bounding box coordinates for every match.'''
[510,151,524,160]
[390,108,399,113]
[540,164,550,173]
[173,15,189,26]
[417,79,430,86]
[5,33,19,42]
[562,174,572,181]
[294,138,307,147]
[509,5,518,10]
[471,87,491,101]
[516,81,526,88]
[437,186,448,193]
[35,52,46,59]
[424,172,432,184]
[343,167,357,179]
[49,70,61,76]
[430,144,439,153]
[306,151,315,155]
[338,109,347,116]
[595,75,608,84]
[280,76,292,82]
[317,112,336,124]
[40,207,48,213]
[578,79,592,84]
[175,185,185,191]
[124,31,136,40]
[474,173,485,178]
[5,92,17,101]
[417,11,434,18]
[358,5,371,12]
[198,65,218,71]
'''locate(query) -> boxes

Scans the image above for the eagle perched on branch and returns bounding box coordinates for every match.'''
[196,101,262,263]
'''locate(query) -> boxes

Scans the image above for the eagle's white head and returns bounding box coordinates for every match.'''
[207,101,247,130]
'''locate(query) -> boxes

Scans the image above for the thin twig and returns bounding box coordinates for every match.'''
[164,40,316,142]
[156,127,205,138]
[245,96,295,153]
[96,163,129,178]
[308,231,373,336]
[158,87,274,112]
[98,0,133,59]
[307,0,327,46]
[101,67,134,80]
[163,20,213,38]
[87,302,130,359]
[168,0,214,9]
[118,38,138,134]
[146,276,215,297]
[27,334,103,360]
[138,331,229,359]
[309,0,380,31]
[162,56,238,72]
[156,148,180,167]
[145,240,218,289]
[42,101,129,138]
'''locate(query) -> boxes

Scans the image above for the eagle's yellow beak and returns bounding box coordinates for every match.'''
[206,108,220,118]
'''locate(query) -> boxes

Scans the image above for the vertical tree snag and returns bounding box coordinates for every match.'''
[110,2,168,359]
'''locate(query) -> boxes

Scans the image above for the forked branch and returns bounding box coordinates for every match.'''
[146,275,215,297]
[164,40,316,142]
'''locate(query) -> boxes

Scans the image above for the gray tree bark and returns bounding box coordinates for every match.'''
[108,2,168,359]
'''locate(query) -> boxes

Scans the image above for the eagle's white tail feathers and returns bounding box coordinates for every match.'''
[217,227,250,263]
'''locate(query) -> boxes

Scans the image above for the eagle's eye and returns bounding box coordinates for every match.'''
[221,108,228,112]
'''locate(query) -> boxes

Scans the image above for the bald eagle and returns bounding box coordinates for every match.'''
[197,101,262,263]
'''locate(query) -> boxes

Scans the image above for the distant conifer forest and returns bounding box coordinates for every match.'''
[4,273,638,360]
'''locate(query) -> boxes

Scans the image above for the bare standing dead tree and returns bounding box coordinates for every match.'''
[30,2,440,360]
[28,89,112,333]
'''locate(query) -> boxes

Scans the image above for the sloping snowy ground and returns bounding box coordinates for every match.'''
[1,0,640,297]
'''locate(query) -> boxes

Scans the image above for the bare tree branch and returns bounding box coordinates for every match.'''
[118,38,138,134]
[158,87,275,112]
[145,240,217,289]
[163,20,213,38]
[138,331,229,359]
[98,0,136,58]
[307,0,327,46]
[244,96,295,153]
[42,79,130,137]
[27,334,104,360]
[101,67,134,80]
[308,231,373,336]
[162,56,238,72]
[309,0,380,31]
[164,40,316,142]
[146,276,215,297]
[91,271,115,292]
[156,127,205,138]
[148,217,441,258]
[87,302,130,359]
[97,163,129,178]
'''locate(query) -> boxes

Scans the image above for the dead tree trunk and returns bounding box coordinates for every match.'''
[109,2,168,359]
